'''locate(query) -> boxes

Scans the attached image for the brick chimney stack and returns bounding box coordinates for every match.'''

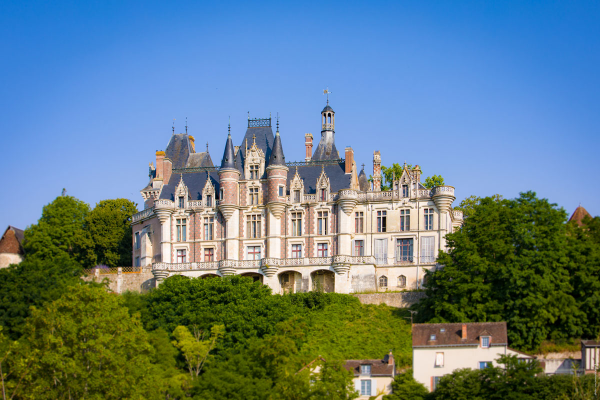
[462,324,467,340]
[387,351,394,366]
[373,151,381,191]
[305,133,313,161]
[345,147,354,174]
[155,151,165,180]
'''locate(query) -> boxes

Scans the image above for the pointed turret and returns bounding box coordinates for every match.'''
[221,131,236,170]
[358,167,369,192]
[268,130,286,166]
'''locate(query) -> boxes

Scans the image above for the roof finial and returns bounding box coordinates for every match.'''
[323,88,332,105]
[252,133,256,144]
[361,163,365,171]
[228,116,231,136]
[206,142,209,152]
[172,119,176,135]
[276,112,279,133]
[185,117,188,134]
[247,111,250,120]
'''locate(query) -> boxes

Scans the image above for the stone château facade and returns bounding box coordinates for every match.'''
[131,101,464,293]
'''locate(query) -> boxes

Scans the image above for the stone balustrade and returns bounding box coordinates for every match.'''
[452,209,464,220]
[431,185,455,197]
[132,207,155,223]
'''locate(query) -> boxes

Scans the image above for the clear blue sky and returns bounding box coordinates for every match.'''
[1,0,598,229]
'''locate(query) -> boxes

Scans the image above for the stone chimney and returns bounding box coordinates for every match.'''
[387,351,394,366]
[345,147,354,174]
[155,151,165,180]
[305,133,313,161]
[373,151,382,191]
[412,165,421,182]
[462,324,467,340]
[163,158,172,185]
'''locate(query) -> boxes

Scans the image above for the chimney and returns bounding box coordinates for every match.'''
[373,151,381,191]
[462,324,467,340]
[305,133,313,161]
[412,165,421,182]
[163,158,173,185]
[189,135,196,153]
[155,151,165,180]
[345,147,354,174]
[387,351,394,366]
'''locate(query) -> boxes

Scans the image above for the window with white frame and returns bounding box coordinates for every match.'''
[361,365,371,375]
[204,248,214,262]
[424,208,434,230]
[398,275,407,288]
[317,243,328,257]
[353,240,364,256]
[220,188,224,200]
[249,164,259,180]
[377,210,387,232]
[204,217,214,240]
[479,361,491,369]
[481,336,490,348]
[421,236,435,263]
[291,244,302,258]
[374,239,388,265]
[247,214,262,238]
[176,249,186,263]
[355,211,364,233]
[432,376,442,391]
[249,187,259,205]
[435,352,444,367]
[396,238,413,263]
[176,219,187,242]
[379,275,388,288]
[400,209,410,231]
[293,190,301,203]
[278,186,284,197]
[247,246,261,260]
[360,380,371,396]
[317,211,328,235]
[291,212,302,236]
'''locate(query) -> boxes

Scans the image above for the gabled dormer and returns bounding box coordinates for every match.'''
[244,136,266,181]
[174,175,189,209]
[316,166,330,202]
[202,173,216,208]
[290,167,305,203]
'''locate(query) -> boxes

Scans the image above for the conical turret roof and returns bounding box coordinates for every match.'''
[221,133,235,169]
[569,205,592,226]
[358,167,369,192]
[268,131,286,166]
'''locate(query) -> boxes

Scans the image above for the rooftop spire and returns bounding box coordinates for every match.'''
[221,124,236,169]
[185,117,188,134]
[268,118,285,166]
[172,119,175,135]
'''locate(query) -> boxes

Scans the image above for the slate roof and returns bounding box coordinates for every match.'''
[221,133,236,169]
[186,152,213,168]
[412,322,508,347]
[159,172,220,201]
[312,131,340,161]
[268,131,286,166]
[344,356,395,377]
[287,163,351,194]
[239,126,274,169]
[358,168,370,192]
[569,205,592,226]
[165,134,192,169]
[322,104,334,113]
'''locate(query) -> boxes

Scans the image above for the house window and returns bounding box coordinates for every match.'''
[481,336,490,348]
[204,248,214,262]
[421,236,435,263]
[400,209,410,231]
[176,249,186,263]
[361,365,371,375]
[317,211,328,235]
[204,217,214,240]
[178,196,185,208]
[291,244,302,258]
[206,195,212,207]
[135,256,140,267]
[176,219,187,242]
[249,164,259,180]
[278,186,284,197]
[135,232,140,249]
[247,246,261,260]
[317,243,328,257]
[293,190,301,203]
[247,214,262,238]
[354,240,364,256]
[435,352,444,367]
[402,184,409,198]
[355,211,364,233]
[374,238,388,265]
[220,188,224,200]
[360,380,371,396]
[291,212,302,236]
[424,208,434,230]
[379,275,388,288]
[319,188,327,202]
[398,275,406,288]
[249,187,259,205]
[396,238,413,262]
[430,334,436,341]
[479,362,492,369]
[432,376,442,391]
[377,210,387,232]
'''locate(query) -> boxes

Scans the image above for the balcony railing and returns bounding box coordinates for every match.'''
[132,208,154,223]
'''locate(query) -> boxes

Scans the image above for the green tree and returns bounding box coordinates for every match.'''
[76,198,138,268]
[454,194,503,219]
[172,324,225,377]
[4,285,163,399]
[383,369,429,400]
[423,174,445,189]
[380,163,409,191]
[23,195,90,262]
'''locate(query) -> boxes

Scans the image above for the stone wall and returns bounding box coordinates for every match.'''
[352,291,426,308]
[81,267,155,294]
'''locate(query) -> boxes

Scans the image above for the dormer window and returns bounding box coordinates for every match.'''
[430,334,436,341]
[319,188,327,202]
[294,190,301,203]
[481,336,490,348]
[249,164,259,180]
[206,195,212,207]
[361,365,371,376]
[402,184,409,197]
[178,196,185,208]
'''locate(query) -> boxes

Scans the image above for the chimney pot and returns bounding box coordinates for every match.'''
[462,324,467,340]
[345,147,354,174]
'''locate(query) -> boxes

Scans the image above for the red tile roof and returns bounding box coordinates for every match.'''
[344,357,395,377]
[569,205,592,226]
[412,322,507,347]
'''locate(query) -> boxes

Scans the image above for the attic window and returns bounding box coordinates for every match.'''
[319,188,327,202]
[430,334,436,341]
[294,190,301,203]
[206,195,212,207]
[402,184,409,197]
[481,336,490,348]
[178,196,185,208]
[440,328,446,333]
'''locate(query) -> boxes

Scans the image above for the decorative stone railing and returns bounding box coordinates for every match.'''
[154,199,175,209]
[132,207,155,223]
[452,209,464,220]
[431,186,455,197]
[418,189,432,198]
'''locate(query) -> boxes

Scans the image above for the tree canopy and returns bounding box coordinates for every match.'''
[372,163,444,191]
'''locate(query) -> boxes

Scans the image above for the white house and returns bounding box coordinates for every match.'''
[412,322,535,391]
[345,352,396,398]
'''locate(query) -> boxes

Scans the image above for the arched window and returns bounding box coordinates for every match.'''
[398,275,406,288]
[379,275,388,288]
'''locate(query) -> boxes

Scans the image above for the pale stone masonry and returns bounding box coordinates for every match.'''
[131,101,464,293]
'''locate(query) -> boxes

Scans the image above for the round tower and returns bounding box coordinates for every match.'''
[266,122,288,218]
[218,126,240,221]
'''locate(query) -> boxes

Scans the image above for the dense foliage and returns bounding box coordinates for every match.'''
[415,191,600,351]
[370,163,444,190]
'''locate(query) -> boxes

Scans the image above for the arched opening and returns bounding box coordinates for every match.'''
[328,113,332,124]
[200,273,220,279]
[279,271,302,294]
[241,272,263,284]
[379,275,388,289]
[398,275,406,288]
[311,270,335,293]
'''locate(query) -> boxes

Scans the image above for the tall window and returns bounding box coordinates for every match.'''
[249,187,259,205]
[421,236,435,263]
[291,212,302,236]
[354,240,364,256]
[176,219,187,242]
[206,195,212,207]
[204,248,214,262]
[220,188,224,200]
[247,214,262,238]
[178,196,185,208]
[317,243,328,257]
[293,190,301,203]
[135,232,140,249]
[402,184,409,198]
[400,209,410,231]
[317,211,328,235]
[396,238,413,262]
[176,249,186,263]
[204,217,214,240]
[377,211,387,232]
[249,164,259,179]
[374,239,388,265]
[379,275,388,288]
[481,336,490,348]
[291,244,302,258]
[398,275,407,288]
[355,211,364,233]
[432,376,442,391]
[278,186,284,196]
[424,208,434,230]
[435,352,444,367]
[319,188,327,201]
[360,380,372,396]
[247,246,261,260]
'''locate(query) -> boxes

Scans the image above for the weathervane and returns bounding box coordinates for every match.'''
[323,88,332,104]
[172,119,176,134]
[185,117,188,134]
[276,112,279,132]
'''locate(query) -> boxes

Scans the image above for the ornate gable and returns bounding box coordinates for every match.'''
[202,172,216,207]
[244,136,266,180]
[316,166,330,202]
[290,167,305,203]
